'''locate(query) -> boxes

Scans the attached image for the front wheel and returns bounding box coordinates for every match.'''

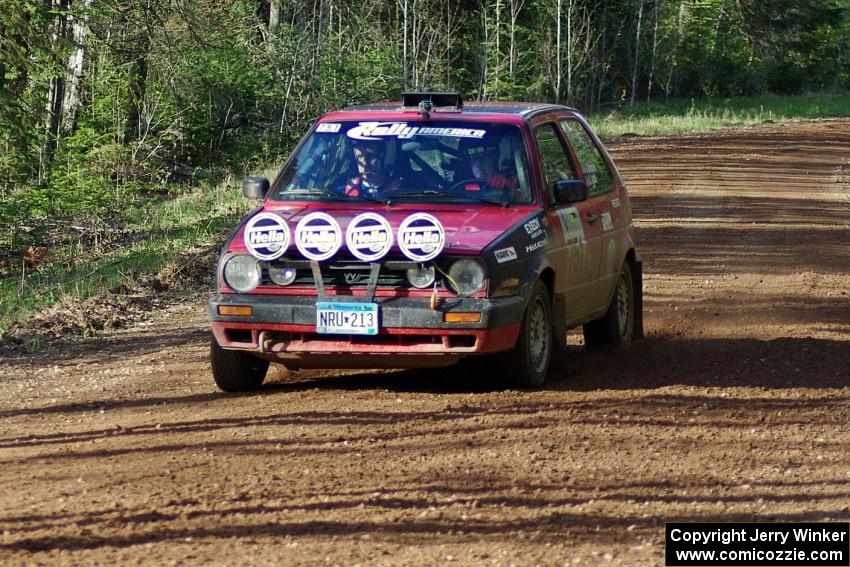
[210,335,269,392]
[501,281,552,388]
[584,261,635,350]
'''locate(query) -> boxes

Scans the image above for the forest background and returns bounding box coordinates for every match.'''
[0,0,848,332]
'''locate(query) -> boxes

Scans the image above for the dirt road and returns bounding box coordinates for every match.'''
[1,119,849,566]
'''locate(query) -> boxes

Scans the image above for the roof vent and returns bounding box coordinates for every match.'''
[401,92,463,113]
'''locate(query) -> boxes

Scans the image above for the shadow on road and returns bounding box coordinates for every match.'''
[1,334,848,424]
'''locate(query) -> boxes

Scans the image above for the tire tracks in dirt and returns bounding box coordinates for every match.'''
[1,119,849,566]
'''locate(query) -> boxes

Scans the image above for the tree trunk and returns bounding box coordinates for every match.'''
[0,20,6,99]
[479,3,489,100]
[834,25,844,91]
[665,0,686,100]
[402,0,408,89]
[60,0,93,136]
[566,0,572,104]
[124,32,150,143]
[711,6,724,55]
[508,0,522,80]
[40,0,69,183]
[269,0,281,35]
[629,0,644,106]
[555,0,562,104]
[646,0,659,103]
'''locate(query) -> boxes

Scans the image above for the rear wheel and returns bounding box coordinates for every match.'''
[500,281,552,388]
[210,335,269,392]
[584,261,635,350]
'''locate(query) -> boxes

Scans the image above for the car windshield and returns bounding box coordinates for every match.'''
[270,120,533,205]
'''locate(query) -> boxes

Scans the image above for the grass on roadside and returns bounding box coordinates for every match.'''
[588,92,850,136]
[3,91,849,335]
[0,169,275,334]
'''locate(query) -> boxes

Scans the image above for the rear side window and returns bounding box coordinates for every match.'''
[533,123,577,202]
[560,119,614,196]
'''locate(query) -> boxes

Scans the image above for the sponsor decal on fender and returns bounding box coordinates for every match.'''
[525,238,548,254]
[494,247,518,264]
[295,212,342,261]
[243,212,291,261]
[524,217,544,239]
[345,213,394,262]
[398,213,445,262]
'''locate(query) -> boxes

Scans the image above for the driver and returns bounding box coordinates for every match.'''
[465,139,519,193]
[344,140,400,197]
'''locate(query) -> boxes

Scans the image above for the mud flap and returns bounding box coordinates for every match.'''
[551,293,567,347]
[550,292,568,371]
[632,254,644,339]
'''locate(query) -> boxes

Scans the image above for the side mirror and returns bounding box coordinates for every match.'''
[243,177,270,200]
[553,179,587,204]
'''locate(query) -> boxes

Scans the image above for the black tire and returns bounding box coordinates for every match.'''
[501,280,553,388]
[210,335,269,392]
[583,261,635,351]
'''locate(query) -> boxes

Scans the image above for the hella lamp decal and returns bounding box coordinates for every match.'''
[243,212,290,261]
[345,213,394,262]
[295,212,342,261]
[398,213,445,262]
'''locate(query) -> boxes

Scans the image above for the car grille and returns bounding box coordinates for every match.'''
[259,255,444,290]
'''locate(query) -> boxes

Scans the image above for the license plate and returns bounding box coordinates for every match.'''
[315,302,379,335]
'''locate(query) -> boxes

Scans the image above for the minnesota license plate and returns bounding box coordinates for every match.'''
[315,302,379,335]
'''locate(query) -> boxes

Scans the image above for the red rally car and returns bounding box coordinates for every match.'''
[208,93,643,391]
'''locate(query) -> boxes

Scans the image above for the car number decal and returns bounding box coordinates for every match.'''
[601,212,614,232]
[316,123,341,133]
[556,207,585,246]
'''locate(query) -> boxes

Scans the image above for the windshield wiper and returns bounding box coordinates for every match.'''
[282,189,345,200]
[348,192,389,204]
[281,189,387,204]
[389,189,509,207]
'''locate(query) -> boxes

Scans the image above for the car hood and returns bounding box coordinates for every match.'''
[230,204,536,256]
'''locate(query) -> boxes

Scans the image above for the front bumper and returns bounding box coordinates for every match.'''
[208,293,525,363]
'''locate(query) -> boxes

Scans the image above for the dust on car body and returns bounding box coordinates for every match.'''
[208,92,642,391]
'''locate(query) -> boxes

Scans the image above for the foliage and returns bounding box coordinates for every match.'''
[589,93,850,136]
[1,0,849,329]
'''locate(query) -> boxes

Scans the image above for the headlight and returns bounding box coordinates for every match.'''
[406,264,435,289]
[447,259,485,296]
[268,265,297,286]
[223,255,261,292]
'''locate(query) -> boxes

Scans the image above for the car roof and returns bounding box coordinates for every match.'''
[335,100,578,120]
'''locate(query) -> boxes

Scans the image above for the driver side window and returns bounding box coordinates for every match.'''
[533,122,577,203]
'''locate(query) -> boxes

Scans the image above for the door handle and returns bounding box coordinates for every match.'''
[586,213,600,224]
